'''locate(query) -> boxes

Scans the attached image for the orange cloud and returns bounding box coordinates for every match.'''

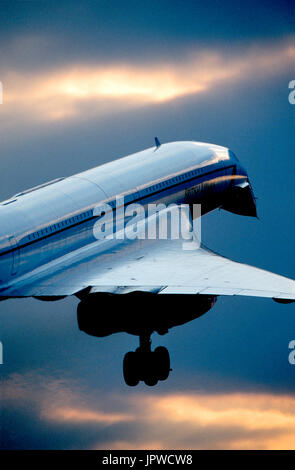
[2,373,295,449]
[94,440,165,450]
[47,406,133,424]
[1,39,294,124]
[42,390,295,450]
[91,392,295,450]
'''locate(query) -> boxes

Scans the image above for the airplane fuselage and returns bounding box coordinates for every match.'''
[0,141,254,293]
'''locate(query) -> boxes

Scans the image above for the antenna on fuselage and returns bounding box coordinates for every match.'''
[154,136,161,150]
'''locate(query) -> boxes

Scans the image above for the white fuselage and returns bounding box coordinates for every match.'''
[0,141,248,290]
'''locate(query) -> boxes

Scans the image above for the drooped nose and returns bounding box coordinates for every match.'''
[223,179,257,218]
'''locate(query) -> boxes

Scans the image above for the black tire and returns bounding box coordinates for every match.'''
[123,352,139,386]
[144,375,158,386]
[143,352,158,386]
[154,346,170,381]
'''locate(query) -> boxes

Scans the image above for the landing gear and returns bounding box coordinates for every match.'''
[123,351,140,386]
[123,332,171,387]
[154,346,170,381]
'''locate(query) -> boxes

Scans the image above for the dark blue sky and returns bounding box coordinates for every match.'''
[0,0,295,450]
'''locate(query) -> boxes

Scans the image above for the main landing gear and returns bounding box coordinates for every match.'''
[123,332,171,386]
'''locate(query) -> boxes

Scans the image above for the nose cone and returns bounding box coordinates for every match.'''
[240,181,258,217]
[222,180,258,217]
[225,150,258,217]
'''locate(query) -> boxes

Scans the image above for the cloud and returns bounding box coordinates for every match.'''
[92,393,295,450]
[47,407,133,425]
[2,372,295,449]
[1,38,294,126]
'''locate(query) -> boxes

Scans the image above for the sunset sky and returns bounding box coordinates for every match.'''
[0,0,295,450]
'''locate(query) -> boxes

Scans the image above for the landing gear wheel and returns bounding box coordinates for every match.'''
[122,333,171,386]
[123,351,139,386]
[143,352,158,386]
[154,346,170,381]
[144,376,158,386]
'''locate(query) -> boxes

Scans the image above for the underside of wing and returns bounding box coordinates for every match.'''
[1,206,294,301]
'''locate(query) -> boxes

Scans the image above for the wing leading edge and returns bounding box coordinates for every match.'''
[1,206,294,301]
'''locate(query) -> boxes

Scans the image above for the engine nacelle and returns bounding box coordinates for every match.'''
[77,292,217,337]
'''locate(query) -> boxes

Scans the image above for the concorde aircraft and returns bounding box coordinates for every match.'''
[1,139,294,386]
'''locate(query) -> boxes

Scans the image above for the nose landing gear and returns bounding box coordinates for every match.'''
[123,332,171,387]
